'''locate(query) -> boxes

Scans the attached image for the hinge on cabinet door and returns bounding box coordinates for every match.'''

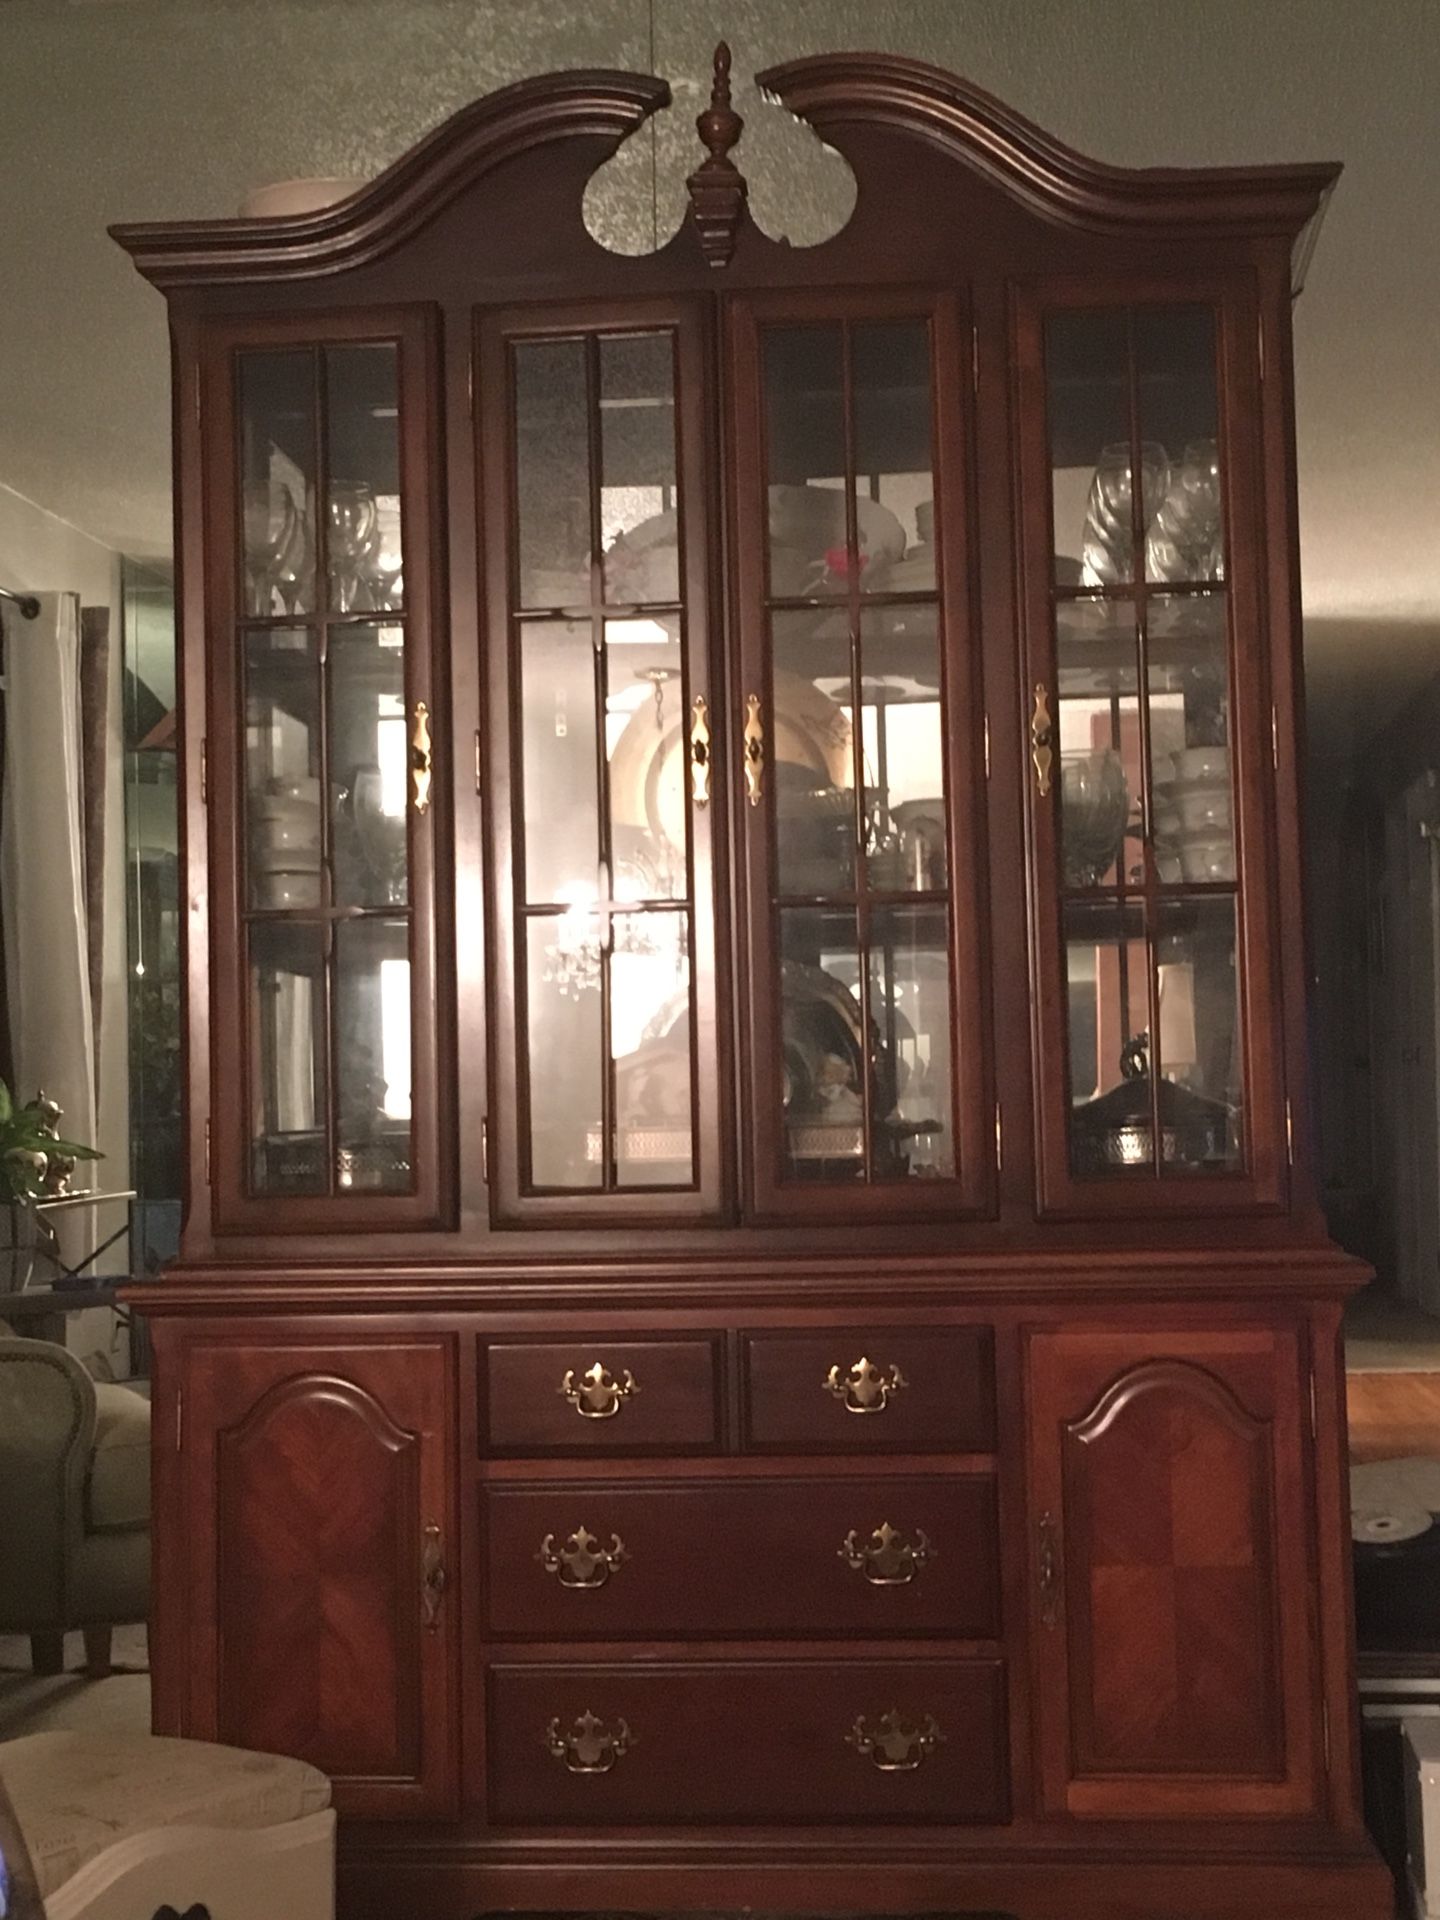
[1321,1698,1331,1774]
[474,730,482,795]
[193,364,202,429]
[994,1103,1003,1173]
[971,322,979,395]
[1285,1097,1295,1166]
[174,1386,183,1454]
[983,715,991,779]
[1308,1364,1319,1441]
[1271,706,1280,772]
[199,738,208,806]
[1258,313,1267,383]
[480,1116,489,1184]
[203,1118,211,1185]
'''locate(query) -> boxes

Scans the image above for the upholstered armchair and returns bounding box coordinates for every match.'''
[0,1337,149,1675]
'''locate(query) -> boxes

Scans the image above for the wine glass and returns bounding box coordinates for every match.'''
[1061,748,1131,886]
[270,488,314,616]
[242,481,298,616]
[1147,438,1224,582]
[1081,442,1170,585]
[328,482,379,612]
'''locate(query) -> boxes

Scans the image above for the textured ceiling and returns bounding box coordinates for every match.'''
[0,0,1436,656]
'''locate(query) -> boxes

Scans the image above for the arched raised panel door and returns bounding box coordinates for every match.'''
[1026,1326,1319,1817]
[180,1336,456,1819]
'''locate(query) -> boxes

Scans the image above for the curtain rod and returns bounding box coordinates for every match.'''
[0,585,41,620]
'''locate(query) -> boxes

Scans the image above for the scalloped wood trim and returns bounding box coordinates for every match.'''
[757,51,1340,282]
[110,68,670,289]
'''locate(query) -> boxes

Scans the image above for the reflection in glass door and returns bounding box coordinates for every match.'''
[237,341,420,1198]
[498,322,707,1200]
[1043,303,1243,1180]
[736,301,983,1208]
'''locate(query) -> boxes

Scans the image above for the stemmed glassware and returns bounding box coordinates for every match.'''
[1080,441,1170,585]
[328,482,380,613]
[243,480,310,616]
[1146,438,1224,582]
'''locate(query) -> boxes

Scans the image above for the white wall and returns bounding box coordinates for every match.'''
[0,483,129,1372]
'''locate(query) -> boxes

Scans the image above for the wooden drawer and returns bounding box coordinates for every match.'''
[483,1338,721,1454]
[483,1474,999,1639]
[487,1658,1008,1826]
[743,1328,995,1452]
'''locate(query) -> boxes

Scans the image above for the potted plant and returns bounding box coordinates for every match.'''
[0,1081,102,1292]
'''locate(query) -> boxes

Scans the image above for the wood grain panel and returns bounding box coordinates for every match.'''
[217,1375,420,1776]
[487,1657,1007,1826]
[744,1327,994,1452]
[184,1334,456,1819]
[484,1337,720,1453]
[483,1474,999,1639]
[1066,1362,1279,1776]
[1028,1324,1319,1818]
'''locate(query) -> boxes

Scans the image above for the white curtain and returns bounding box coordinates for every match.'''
[1,591,98,1207]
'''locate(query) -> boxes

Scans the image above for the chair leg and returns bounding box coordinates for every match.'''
[30,1631,64,1676]
[82,1625,113,1676]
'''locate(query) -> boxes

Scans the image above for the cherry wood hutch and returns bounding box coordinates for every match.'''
[114,46,1387,1920]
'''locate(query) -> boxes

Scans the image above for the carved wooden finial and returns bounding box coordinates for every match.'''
[686,41,747,269]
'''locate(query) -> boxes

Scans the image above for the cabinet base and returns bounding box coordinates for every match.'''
[337,1839,1393,1920]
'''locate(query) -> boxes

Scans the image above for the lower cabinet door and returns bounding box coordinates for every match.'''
[488,1658,1008,1825]
[1026,1323,1320,1818]
[181,1332,457,1819]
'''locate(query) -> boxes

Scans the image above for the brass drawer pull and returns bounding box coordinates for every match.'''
[546,1710,633,1774]
[410,700,433,814]
[538,1526,628,1589]
[840,1522,933,1585]
[1030,682,1053,798]
[558,1362,639,1420]
[420,1522,446,1631]
[824,1356,908,1414]
[690,694,712,807]
[742,692,764,806]
[847,1709,944,1772]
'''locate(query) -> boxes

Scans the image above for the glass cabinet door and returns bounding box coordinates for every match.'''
[479,302,724,1222]
[206,313,446,1231]
[1017,283,1286,1217]
[729,293,991,1220]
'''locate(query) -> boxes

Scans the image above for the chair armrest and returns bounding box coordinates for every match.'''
[0,1337,97,1629]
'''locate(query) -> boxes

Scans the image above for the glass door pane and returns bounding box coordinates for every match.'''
[1044,302,1243,1180]
[752,311,964,1196]
[506,326,698,1195]
[235,337,421,1200]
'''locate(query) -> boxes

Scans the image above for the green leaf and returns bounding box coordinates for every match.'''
[46,1139,103,1162]
[0,1081,12,1125]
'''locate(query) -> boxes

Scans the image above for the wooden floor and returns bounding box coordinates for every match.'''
[1348,1371,1440,1462]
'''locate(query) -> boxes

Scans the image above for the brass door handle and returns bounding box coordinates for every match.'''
[690,694,711,808]
[411,700,433,814]
[558,1362,639,1420]
[546,1711,633,1774]
[538,1527,628,1589]
[824,1356,908,1414]
[1038,1509,1061,1630]
[421,1521,446,1631]
[840,1522,933,1585]
[1030,683,1053,798]
[847,1710,944,1772]
[743,692,764,806]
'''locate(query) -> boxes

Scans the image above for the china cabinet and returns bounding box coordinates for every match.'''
[113,46,1387,1920]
